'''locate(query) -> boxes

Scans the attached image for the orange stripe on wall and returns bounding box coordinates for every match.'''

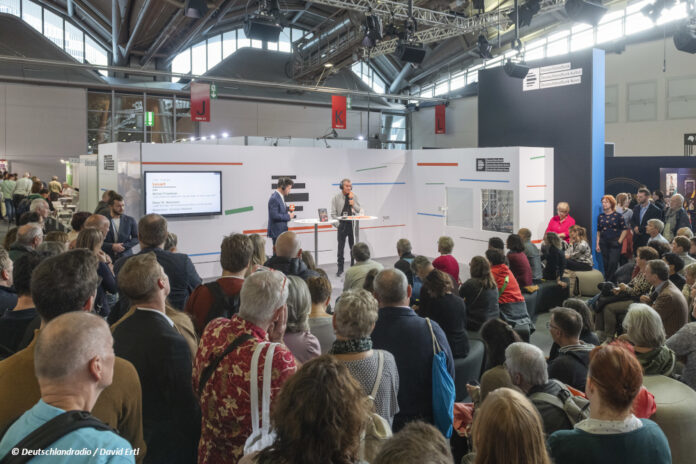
[359,224,406,230]
[417,162,458,166]
[531,239,543,244]
[142,162,243,165]
[526,185,547,188]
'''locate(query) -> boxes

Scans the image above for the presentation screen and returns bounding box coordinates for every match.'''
[144,171,222,217]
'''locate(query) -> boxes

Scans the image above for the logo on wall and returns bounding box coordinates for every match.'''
[103,154,115,171]
[685,133,696,157]
[191,83,211,122]
[476,159,487,171]
[476,158,510,173]
[332,95,347,130]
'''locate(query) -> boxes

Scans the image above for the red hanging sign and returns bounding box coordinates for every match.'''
[332,95,347,130]
[435,104,446,134]
[191,83,211,122]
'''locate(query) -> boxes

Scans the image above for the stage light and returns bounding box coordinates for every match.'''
[201,136,207,141]
[244,15,283,42]
[222,132,229,138]
[565,0,607,25]
[674,22,696,53]
[210,134,216,139]
[509,0,541,27]
[189,137,195,142]
[324,63,334,68]
[362,13,383,48]
[184,0,207,18]
[396,41,426,63]
[477,34,493,59]
[504,59,530,78]
[358,135,365,140]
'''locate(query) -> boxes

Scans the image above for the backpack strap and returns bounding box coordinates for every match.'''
[425,318,442,355]
[198,333,254,396]
[498,275,509,297]
[0,411,114,464]
[204,281,239,325]
[370,351,385,399]
[249,342,278,435]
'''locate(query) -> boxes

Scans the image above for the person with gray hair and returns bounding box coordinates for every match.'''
[0,247,17,317]
[640,259,688,337]
[29,198,65,233]
[623,303,676,376]
[282,275,320,363]
[663,193,691,241]
[331,178,363,276]
[343,242,384,291]
[8,223,42,262]
[193,269,297,463]
[394,238,416,287]
[505,342,573,434]
[0,312,135,462]
[371,268,453,431]
[646,218,670,246]
[264,231,318,280]
[331,289,400,425]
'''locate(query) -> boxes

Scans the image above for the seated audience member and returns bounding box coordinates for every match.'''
[240,356,373,464]
[36,240,66,256]
[283,275,321,363]
[68,210,91,244]
[373,421,453,464]
[101,193,138,261]
[264,231,318,280]
[672,236,696,270]
[663,193,690,241]
[343,242,384,291]
[488,236,505,251]
[639,259,688,338]
[113,214,202,313]
[547,307,595,391]
[17,212,41,227]
[300,250,316,271]
[363,268,379,293]
[84,213,111,239]
[623,303,676,376]
[44,230,69,246]
[112,253,200,464]
[542,232,567,284]
[468,388,552,464]
[410,255,434,306]
[548,344,671,464]
[646,218,669,245]
[164,232,177,253]
[0,312,135,463]
[486,248,533,341]
[690,237,696,258]
[666,319,696,390]
[247,233,268,275]
[505,342,573,435]
[306,275,335,354]
[331,289,399,425]
[29,198,65,233]
[193,270,297,463]
[662,252,686,290]
[466,319,521,405]
[371,269,453,431]
[546,201,576,243]
[566,225,593,272]
[518,228,543,282]
[76,228,117,318]
[0,249,146,456]
[677,226,694,238]
[550,299,600,360]
[0,253,42,355]
[185,233,252,336]
[432,236,460,285]
[507,234,533,287]
[459,256,500,331]
[394,238,416,286]
[0,248,17,316]
[649,240,671,258]
[418,269,469,358]
[2,227,17,252]
[8,223,42,262]
[683,263,696,309]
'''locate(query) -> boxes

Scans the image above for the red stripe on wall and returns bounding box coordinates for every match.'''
[526,185,547,188]
[242,225,334,234]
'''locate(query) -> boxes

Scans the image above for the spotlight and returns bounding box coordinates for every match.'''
[184,0,207,18]
[641,0,676,22]
[189,137,195,141]
[362,13,383,48]
[504,59,530,78]
[210,134,216,139]
[477,34,493,59]
[674,23,696,54]
[244,15,283,42]
[509,0,541,27]
[222,132,229,138]
[396,41,426,63]
[324,63,334,68]
[565,0,608,25]
[201,136,207,141]
[358,135,365,140]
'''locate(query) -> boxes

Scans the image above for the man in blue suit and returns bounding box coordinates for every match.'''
[267,177,295,244]
[102,192,138,261]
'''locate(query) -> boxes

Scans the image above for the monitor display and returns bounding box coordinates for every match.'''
[144,171,222,217]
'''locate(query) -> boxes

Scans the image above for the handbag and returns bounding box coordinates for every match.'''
[359,350,393,462]
[426,318,455,438]
[243,342,279,455]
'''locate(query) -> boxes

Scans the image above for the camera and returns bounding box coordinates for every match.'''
[597,282,616,297]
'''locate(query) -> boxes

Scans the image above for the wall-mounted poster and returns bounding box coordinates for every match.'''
[660,168,696,205]
[482,189,514,233]
[665,173,678,197]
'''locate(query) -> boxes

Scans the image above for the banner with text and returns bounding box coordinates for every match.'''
[435,104,446,134]
[332,95,347,130]
[191,82,211,122]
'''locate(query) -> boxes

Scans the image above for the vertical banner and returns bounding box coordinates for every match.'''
[332,95,347,130]
[191,82,211,122]
[435,104,446,134]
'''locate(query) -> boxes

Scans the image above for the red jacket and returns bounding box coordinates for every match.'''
[491,264,525,304]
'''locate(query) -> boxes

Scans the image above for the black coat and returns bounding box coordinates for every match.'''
[418,293,470,359]
[631,203,665,249]
[112,309,200,464]
[264,255,319,280]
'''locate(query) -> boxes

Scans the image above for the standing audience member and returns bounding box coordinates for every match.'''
[547,307,595,391]
[632,187,664,250]
[283,276,321,363]
[0,253,42,355]
[48,176,62,197]
[486,248,533,341]
[192,270,297,464]
[546,202,575,243]
[543,232,567,284]
[663,193,691,241]
[264,231,318,280]
[0,248,17,315]
[306,276,335,354]
[518,228,543,282]
[8,223,42,262]
[95,190,115,216]
[666,319,696,390]
[662,252,686,290]
[646,219,670,245]
[241,356,373,464]
[596,195,627,279]
[331,289,399,425]
[102,193,139,261]
[623,304,676,376]
[653,190,667,210]
[432,236,460,285]
[548,344,671,464]
[1,173,16,222]
[0,249,146,457]
[12,173,32,212]
[0,313,136,463]
[371,269,454,431]
[458,256,500,332]
[113,253,200,464]
[639,259,688,338]
[76,228,117,318]
[185,233,253,336]
[616,193,634,226]
[343,242,384,291]
[373,421,453,464]
[418,269,469,358]
[507,234,533,287]
[567,225,594,271]
[469,388,552,464]
[677,226,693,238]
[394,238,416,286]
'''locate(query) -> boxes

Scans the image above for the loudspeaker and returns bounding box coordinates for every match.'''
[244,16,283,42]
[504,60,530,79]
[565,0,608,25]
[674,25,696,54]
[396,42,426,64]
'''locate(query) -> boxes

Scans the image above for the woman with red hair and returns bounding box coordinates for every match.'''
[548,344,671,464]
[596,194,628,280]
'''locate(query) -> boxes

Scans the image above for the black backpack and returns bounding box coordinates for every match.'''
[203,281,241,327]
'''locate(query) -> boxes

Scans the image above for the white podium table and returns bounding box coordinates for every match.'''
[336,215,378,244]
[292,218,337,264]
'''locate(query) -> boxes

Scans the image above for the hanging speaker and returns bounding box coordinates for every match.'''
[674,25,696,54]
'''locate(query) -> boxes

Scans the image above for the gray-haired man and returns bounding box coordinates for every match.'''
[331,178,362,277]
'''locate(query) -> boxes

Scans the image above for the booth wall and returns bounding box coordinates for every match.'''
[0,83,86,180]
[411,97,478,149]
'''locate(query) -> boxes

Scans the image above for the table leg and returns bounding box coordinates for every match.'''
[355,220,360,243]
[314,223,319,265]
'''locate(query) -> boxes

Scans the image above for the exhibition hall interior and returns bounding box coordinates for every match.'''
[1,0,696,462]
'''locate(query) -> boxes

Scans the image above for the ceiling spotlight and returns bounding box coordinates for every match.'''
[189,137,195,142]
[509,0,541,27]
[358,135,365,140]
[477,34,493,59]
[324,63,334,68]
[362,11,383,48]
[565,0,608,26]
[201,136,207,141]
[210,134,216,139]
[184,0,207,18]
[222,132,229,138]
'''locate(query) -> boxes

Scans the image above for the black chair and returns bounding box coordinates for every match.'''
[453,339,486,402]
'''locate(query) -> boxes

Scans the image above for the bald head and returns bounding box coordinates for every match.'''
[275,231,301,258]
[374,269,410,307]
[84,214,110,238]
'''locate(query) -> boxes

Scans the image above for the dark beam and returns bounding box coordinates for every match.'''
[122,0,152,58]
[139,10,184,66]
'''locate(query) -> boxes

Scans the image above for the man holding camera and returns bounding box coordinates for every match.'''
[331,179,362,277]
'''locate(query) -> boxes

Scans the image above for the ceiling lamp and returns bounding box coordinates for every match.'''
[565,0,608,26]
[184,0,207,18]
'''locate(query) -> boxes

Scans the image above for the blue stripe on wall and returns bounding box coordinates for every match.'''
[526,200,547,203]
[189,252,221,257]
[417,212,445,218]
[592,48,606,273]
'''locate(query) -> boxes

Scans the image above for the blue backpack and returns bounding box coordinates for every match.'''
[426,318,455,438]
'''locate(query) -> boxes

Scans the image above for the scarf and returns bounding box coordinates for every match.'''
[636,345,676,376]
[664,208,678,241]
[329,337,372,355]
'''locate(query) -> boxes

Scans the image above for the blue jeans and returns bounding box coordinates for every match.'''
[4,198,14,220]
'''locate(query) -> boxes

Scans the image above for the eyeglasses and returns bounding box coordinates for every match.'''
[546,321,559,331]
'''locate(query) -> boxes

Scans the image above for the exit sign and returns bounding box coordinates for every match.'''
[145,111,154,127]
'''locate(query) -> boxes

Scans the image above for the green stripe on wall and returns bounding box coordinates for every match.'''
[356,166,387,172]
[530,155,545,160]
[426,182,445,185]
[225,206,254,215]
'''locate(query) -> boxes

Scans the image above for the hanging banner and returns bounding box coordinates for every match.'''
[435,104,446,134]
[191,82,211,122]
[332,95,347,130]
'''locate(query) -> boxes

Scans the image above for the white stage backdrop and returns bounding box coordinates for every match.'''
[96,143,553,279]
